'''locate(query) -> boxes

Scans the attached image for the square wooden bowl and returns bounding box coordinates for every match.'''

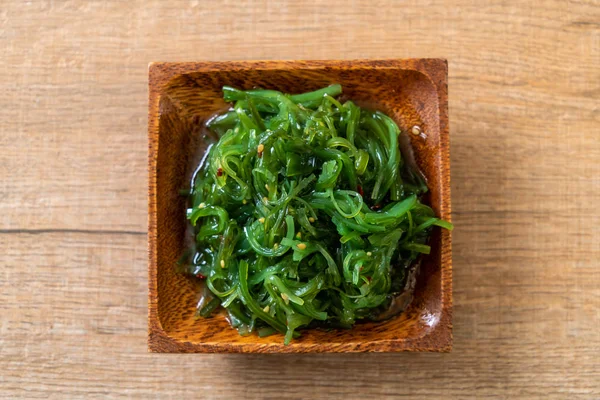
[148,59,452,353]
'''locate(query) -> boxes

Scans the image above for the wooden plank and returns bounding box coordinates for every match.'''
[1,0,597,231]
[0,0,598,397]
[1,231,598,398]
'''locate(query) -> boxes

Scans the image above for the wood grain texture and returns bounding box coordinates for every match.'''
[148,59,452,353]
[1,0,598,397]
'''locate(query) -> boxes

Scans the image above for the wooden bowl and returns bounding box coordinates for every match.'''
[148,59,452,353]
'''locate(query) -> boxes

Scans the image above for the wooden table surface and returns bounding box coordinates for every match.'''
[1,1,599,398]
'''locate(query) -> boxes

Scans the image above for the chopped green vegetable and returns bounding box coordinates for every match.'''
[180,84,453,344]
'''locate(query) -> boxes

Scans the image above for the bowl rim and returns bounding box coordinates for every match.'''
[148,59,452,353]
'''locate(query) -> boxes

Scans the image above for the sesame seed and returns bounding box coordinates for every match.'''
[257,144,264,153]
[259,217,265,224]
[308,217,315,223]
[296,243,307,250]
[367,251,372,256]
[199,202,206,209]
[242,199,247,205]
[411,125,421,136]
[281,293,290,305]
[273,243,279,249]
[265,184,270,191]
[263,305,270,313]
[296,232,302,239]
[220,259,225,268]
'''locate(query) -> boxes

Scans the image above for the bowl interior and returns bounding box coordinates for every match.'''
[152,63,448,350]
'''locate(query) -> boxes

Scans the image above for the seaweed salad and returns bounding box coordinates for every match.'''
[178,84,453,344]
